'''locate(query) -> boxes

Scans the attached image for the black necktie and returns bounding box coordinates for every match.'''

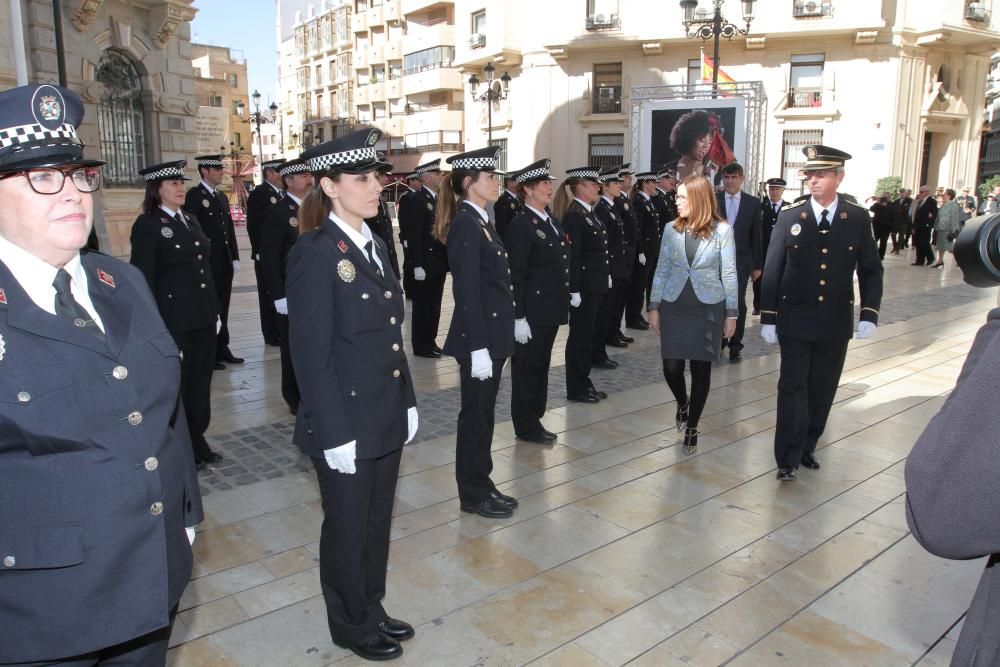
[175,212,188,229]
[53,269,104,339]
[364,241,384,280]
[819,209,831,233]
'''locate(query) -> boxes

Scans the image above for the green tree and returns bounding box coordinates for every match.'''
[978,175,1000,199]
[874,176,902,198]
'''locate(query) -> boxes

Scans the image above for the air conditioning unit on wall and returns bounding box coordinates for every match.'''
[794,1,831,17]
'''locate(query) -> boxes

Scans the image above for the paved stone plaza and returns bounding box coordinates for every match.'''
[165,227,994,666]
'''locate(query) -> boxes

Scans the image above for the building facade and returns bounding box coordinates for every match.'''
[2,0,199,257]
[979,53,1000,188]
[453,0,999,200]
[191,44,250,191]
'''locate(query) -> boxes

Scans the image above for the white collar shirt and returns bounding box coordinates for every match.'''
[810,196,840,225]
[573,197,593,213]
[463,200,489,224]
[200,180,216,196]
[329,213,383,273]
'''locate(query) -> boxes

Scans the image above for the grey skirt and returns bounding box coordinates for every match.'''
[658,282,725,362]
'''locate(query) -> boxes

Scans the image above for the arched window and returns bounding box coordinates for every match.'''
[95,50,146,187]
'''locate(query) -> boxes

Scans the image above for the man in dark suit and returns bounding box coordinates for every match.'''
[0,83,203,666]
[364,154,401,281]
[398,159,447,358]
[756,177,788,315]
[716,162,763,361]
[397,172,421,299]
[760,145,883,481]
[911,185,938,266]
[245,158,285,346]
[493,174,522,240]
[184,155,244,367]
[890,187,912,253]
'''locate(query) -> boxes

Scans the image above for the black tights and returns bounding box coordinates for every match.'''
[662,358,712,428]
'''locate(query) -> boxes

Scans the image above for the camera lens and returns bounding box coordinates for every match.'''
[953,213,1000,287]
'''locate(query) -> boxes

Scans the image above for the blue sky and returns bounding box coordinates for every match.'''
[191,0,279,106]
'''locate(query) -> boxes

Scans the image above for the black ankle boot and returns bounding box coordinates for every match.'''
[676,402,689,433]
[682,427,699,455]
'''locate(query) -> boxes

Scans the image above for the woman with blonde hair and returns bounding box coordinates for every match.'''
[648,175,738,454]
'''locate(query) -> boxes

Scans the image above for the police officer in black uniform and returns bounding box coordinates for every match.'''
[261,158,313,416]
[755,177,788,315]
[364,152,401,281]
[494,173,522,240]
[0,84,203,666]
[592,167,626,369]
[184,155,243,367]
[246,158,285,345]
[398,159,448,358]
[286,128,418,662]
[760,146,883,481]
[437,145,517,519]
[611,164,637,345]
[504,159,569,444]
[131,160,225,469]
[556,166,609,403]
[398,172,421,299]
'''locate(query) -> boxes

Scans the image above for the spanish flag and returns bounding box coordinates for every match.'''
[700,49,736,85]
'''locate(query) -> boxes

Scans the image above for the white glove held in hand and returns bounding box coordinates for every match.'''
[186,527,196,545]
[570,293,582,308]
[608,275,613,289]
[274,298,288,315]
[232,260,240,272]
[216,316,222,334]
[406,406,418,444]
[761,324,778,345]
[324,441,357,474]
[514,318,532,344]
[470,348,493,381]
[414,267,427,281]
[639,253,647,266]
[855,321,877,340]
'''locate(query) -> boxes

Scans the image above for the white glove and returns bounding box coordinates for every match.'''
[255,253,261,261]
[406,406,418,444]
[570,292,582,308]
[608,275,613,289]
[514,318,532,344]
[639,253,647,266]
[414,267,427,281]
[274,298,288,315]
[470,348,493,381]
[402,240,408,248]
[855,321,877,340]
[324,441,357,474]
[232,260,240,272]
[186,527,196,545]
[761,324,778,345]
[216,316,222,334]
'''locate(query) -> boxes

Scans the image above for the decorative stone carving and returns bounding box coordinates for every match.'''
[71,0,105,32]
[150,0,198,49]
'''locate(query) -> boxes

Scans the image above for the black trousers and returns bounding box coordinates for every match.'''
[752,276,762,313]
[213,269,234,357]
[171,324,216,461]
[592,292,612,362]
[565,293,602,396]
[276,314,300,409]
[914,227,934,264]
[254,259,279,342]
[727,273,750,349]
[312,449,401,648]
[774,335,849,469]
[606,276,629,341]
[877,232,890,260]
[625,255,648,324]
[511,323,559,437]
[410,272,445,354]
[455,357,505,504]
[2,608,177,666]
[401,247,414,300]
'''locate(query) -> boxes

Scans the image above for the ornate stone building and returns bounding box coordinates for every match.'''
[2,0,199,257]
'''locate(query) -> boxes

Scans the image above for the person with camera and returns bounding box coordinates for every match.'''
[759,145,883,481]
[931,188,961,268]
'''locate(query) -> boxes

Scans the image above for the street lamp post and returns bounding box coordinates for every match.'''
[270,102,282,154]
[468,63,511,147]
[236,90,274,176]
[679,0,755,91]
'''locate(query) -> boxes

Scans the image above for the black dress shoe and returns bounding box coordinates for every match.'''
[412,349,441,359]
[377,618,414,642]
[213,361,226,371]
[432,343,443,354]
[588,388,608,399]
[591,358,618,370]
[606,338,629,348]
[460,496,513,518]
[264,338,281,347]
[488,488,519,509]
[218,350,245,364]
[542,429,558,439]
[195,451,224,468]
[287,403,298,416]
[910,261,924,266]
[349,634,402,661]
[619,334,635,343]
[625,320,649,330]
[752,309,760,316]
[800,452,821,469]
[568,393,599,403]
[729,349,742,362]
[517,431,556,444]
[777,467,796,481]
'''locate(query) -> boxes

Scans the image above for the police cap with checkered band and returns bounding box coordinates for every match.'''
[445,145,505,174]
[0,84,104,174]
[301,127,389,175]
[139,160,191,182]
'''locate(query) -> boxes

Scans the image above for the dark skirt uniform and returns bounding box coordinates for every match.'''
[760,146,883,478]
[286,129,417,661]
[398,159,448,357]
[756,179,787,313]
[592,169,628,367]
[131,160,223,467]
[503,159,569,443]
[246,159,286,345]
[562,167,610,402]
[0,83,203,666]
[261,159,309,414]
[442,146,517,519]
[494,186,522,240]
[183,155,242,364]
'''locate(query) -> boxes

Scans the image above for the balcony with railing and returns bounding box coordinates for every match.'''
[402,66,462,96]
[400,129,463,154]
[369,43,385,64]
[585,13,620,30]
[368,4,384,25]
[353,11,368,32]
[384,41,402,61]
[403,21,455,56]
[965,2,992,23]
[787,87,823,108]
[385,78,402,98]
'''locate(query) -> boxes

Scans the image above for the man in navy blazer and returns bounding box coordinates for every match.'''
[716,163,762,361]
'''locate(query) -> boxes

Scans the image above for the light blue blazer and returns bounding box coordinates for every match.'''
[648,221,738,313]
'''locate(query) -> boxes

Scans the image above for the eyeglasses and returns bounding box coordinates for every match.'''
[675,194,688,201]
[801,169,835,179]
[0,166,102,194]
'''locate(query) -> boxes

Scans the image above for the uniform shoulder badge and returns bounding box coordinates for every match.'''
[840,212,848,220]
[0,287,6,305]
[510,201,516,210]
[202,199,210,208]
[97,269,115,288]
[270,196,277,204]
[800,211,808,220]
[791,223,802,236]
[624,202,630,210]
[337,239,349,254]
[785,199,806,210]
[289,217,298,227]
[536,229,547,240]
[161,226,174,238]
[337,259,356,282]
[426,202,434,211]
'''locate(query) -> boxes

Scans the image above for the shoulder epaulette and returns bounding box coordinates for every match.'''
[784,199,807,210]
